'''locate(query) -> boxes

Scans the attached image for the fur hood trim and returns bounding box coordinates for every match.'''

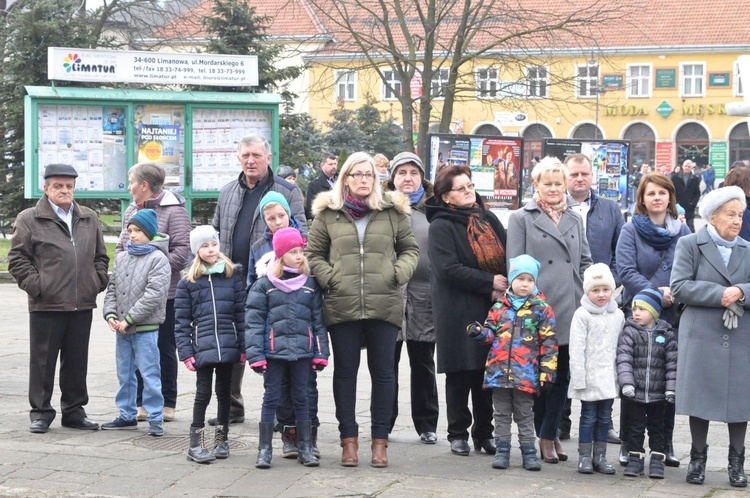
[311,190,412,217]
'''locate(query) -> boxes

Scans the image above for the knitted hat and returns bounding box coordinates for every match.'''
[632,288,663,320]
[272,227,306,258]
[128,209,158,240]
[259,191,291,218]
[698,186,746,220]
[583,263,616,294]
[508,254,540,285]
[390,152,425,179]
[277,165,296,179]
[190,225,219,254]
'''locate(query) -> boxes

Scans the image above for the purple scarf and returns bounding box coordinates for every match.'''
[344,193,370,219]
[266,262,308,293]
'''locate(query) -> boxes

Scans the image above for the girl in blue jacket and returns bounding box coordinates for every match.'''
[175,226,246,464]
[246,227,330,469]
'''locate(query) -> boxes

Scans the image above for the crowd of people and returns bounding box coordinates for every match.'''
[7,139,749,488]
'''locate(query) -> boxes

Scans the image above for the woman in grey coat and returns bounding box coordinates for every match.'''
[671,186,750,488]
[506,156,592,463]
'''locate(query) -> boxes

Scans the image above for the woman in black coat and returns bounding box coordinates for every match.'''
[426,165,508,456]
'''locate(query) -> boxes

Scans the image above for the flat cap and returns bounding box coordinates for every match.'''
[43,164,78,179]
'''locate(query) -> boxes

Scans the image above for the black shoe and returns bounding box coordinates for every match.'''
[450,439,470,456]
[101,417,138,430]
[62,417,99,430]
[30,419,49,434]
[686,444,708,484]
[207,415,245,426]
[420,432,438,444]
[665,442,680,467]
[558,431,571,441]
[473,438,497,455]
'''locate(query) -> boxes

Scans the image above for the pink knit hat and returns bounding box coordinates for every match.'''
[272,227,306,258]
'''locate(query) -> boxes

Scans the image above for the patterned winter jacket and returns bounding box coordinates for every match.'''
[470,291,558,394]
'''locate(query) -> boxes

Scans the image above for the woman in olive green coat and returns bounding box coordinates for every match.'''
[306,151,419,468]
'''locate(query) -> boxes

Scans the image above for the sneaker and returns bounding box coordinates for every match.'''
[148,422,165,437]
[101,417,138,430]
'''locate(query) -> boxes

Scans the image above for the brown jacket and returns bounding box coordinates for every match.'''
[8,196,109,312]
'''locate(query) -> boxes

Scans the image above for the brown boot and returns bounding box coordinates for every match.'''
[371,438,389,468]
[340,437,359,467]
[554,437,569,462]
[539,438,559,463]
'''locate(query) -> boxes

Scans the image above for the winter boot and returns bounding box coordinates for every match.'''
[623,451,645,477]
[212,425,229,459]
[255,422,274,469]
[520,443,542,471]
[492,440,511,469]
[187,426,216,464]
[619,443,629,466]
[311,425,321,458]
[371,438,389,468]
[281,425,299,458]
[686,444,708,484]
[296,420,319,467]
[593,441,616,474]
[341,436,359,467]
[728,445,747,488]
[665,441,680,467]
[578,442,594,474]
[648,451,666,479]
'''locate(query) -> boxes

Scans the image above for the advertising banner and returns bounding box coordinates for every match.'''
[709,141,729,178]
[655,142,675,173]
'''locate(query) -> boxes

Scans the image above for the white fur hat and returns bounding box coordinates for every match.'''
[698,186,746,220]
[583,263,616,294]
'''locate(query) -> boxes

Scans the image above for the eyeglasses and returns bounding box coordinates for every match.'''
[348,172,375,181]
[450,183,475,193]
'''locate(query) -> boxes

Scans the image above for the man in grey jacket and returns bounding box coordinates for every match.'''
[211,135,306,425]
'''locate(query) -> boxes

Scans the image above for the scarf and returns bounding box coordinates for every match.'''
[202,259,226,275]
[580,294,618,314]
[533,193,567,226]
[506,290,531,311]
[127,241,158,255]
[631,213,682,250]
[267,264,308,293]
[344,193,370,220]
[463,203,506,274]
[408,184,425,207]
[707,224,737,267]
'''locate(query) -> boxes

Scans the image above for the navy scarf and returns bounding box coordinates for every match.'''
[631,213,674,250]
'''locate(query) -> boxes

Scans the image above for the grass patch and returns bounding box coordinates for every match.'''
[0,238,116,272]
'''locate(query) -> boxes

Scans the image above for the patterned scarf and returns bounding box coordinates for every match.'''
[127,241,158,255]
[344,193,371,219]
[533,192,567,226]
[463,204,506,274]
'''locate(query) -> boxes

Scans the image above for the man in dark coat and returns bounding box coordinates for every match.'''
[671,159,701,232]
[304,153,338,220]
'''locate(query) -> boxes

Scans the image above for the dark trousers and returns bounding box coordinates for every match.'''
[620,396,675,447]
[137,299,178,408]
[444,369,494,442]
[192,362,233,428]
[391,340,439,435]
[626,399,666,454]
[29,310,93,424]
[274,369,318,430]
[261,358,312,424]
[329,320,398,439]
[685,209,696,233]
[579,399,614,444]
[534,345,570,440]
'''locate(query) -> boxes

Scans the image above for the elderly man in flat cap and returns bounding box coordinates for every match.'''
[9,164,109,433]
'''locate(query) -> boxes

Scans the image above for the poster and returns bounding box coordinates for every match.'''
[709,141,728,178]
[135,105,185,191]
[655,142,675,173]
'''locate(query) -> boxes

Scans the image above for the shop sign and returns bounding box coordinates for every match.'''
[709,142,728,178]
[604,105,648,116]
[494,111,527,127]
[655,68,676,88]
[709,73,730,87]
[655,142,674,172]
[656,100,673,118]
[602,74,623,89]
[681,104,726,116]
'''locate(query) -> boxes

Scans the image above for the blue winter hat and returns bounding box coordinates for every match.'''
[508,254,540,287]
[128,208,158,240]
[259,191,291,218]
[676,203,686,215]
[632,288,663,320]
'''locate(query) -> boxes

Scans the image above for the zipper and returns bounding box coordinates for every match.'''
[209,275,221,361]
[359,243,365,318]
[270,328,275,351]
[308,327,313,351]
[645,330,652,403]
[69,218,79,311]
[194,325,199,347]
[232,322,238,342]
[506,311,517,387]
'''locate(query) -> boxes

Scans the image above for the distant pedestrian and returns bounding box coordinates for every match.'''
[702,164,715,194]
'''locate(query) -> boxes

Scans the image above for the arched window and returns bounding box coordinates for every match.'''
[623,123,656,166]
[572,123,603,140]
[675,122,709,167]
[474,124,502,136]
[729,122,750,164]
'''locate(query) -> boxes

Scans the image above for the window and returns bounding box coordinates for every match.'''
[382,70,401,100]
[576,64,599,98]
[627,64,651,98]
[334,70,356,101]
[735,60,745,97]
[526,65,548,98]
[680,63,705,97]
[431,68,450,99]
[476,67,500,99]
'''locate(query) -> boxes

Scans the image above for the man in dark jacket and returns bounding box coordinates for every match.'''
[671,159,701,232]
[8,164,109,434]
[304,153,338,220]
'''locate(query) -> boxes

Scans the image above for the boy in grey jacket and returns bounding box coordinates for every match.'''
[102,209,171,436]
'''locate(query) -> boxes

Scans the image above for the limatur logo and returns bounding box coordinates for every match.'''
[63,53,81,72]
[61,52,115,74]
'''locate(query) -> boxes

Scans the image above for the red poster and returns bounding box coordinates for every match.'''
[655,142,674,174]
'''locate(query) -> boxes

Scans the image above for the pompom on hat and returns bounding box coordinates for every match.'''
[632,288,663,320]
[698,186,746,220]
[190,225,220,254]
[128,209,158,240]
[272,227,306,259]
[583,263,616,294]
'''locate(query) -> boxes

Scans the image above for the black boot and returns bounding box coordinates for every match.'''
[619,442,629,466]
[593,442,616,474]
[473,438,496,455]
[296,420,319,467]
[281,425,299,458]
[492,440,511,469]
[255,422,274,469]
[187,426,216,464]
[665,441,680,467]
[623,451,645,477]
[212,425,229,459]
[311,425,320,458]
[686,444,708,484]
[648,451,665,479]
[728,445,747,488]
[578,442,593,474]
[520,443,541,471]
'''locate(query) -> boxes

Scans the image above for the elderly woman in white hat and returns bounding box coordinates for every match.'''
[671,186,750,488]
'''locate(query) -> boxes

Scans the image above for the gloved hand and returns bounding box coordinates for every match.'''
[622,385,636,398]
[312,358,328,371]
[184,357,196,372]
[249,360,267,375]
[539,381,553,395]
[728,301,745,317]
[665,391,675,403]
[723,308,739,329]
[467,321,484,338]
[240,353,247,364]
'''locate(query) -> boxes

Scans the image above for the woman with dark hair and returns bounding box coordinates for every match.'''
[722,167,750,241]
[426,165,508,456]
